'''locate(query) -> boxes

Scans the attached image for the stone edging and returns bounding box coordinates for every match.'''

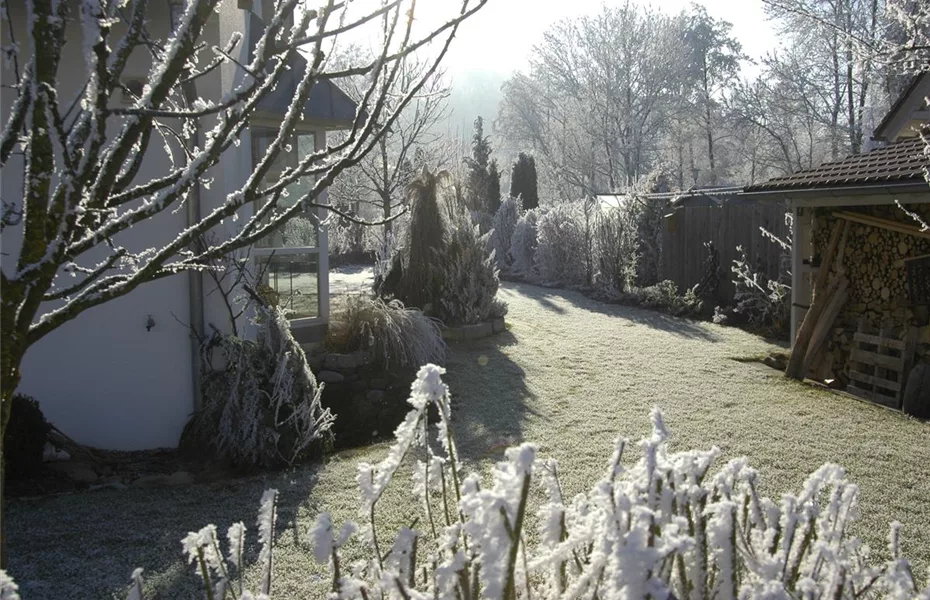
[441,318,506,342]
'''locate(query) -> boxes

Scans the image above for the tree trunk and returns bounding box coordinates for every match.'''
[1,304,27,570]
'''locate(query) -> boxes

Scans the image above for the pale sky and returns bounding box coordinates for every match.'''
[419,0,782,78]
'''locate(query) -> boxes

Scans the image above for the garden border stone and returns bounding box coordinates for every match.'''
[441,318,506,342]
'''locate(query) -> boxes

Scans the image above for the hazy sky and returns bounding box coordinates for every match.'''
[420,0,782,78]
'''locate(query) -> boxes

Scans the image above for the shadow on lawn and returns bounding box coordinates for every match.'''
[506,281,720,342]
[6,464,321,599]
[442,330,539,463]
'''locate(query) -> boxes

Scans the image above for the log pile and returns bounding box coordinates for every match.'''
[809,204,930,384]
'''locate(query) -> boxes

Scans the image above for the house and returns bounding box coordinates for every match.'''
[742,73,930,405]
[0,2,357,449]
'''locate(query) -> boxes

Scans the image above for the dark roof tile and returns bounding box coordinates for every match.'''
[743,137,929,192]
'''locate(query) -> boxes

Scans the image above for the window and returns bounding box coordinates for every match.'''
[251,128,324,322]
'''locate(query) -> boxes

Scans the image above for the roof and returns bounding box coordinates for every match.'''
[596,186,752,209]
[873,72,930,142]
[743,136,929,194]
[249,14,358,129]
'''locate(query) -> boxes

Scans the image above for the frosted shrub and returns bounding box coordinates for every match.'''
[723,246,791,335]
[182,304,334,468]
[380,169,506,326]
[616,279,703,317]
[489,197,521,272]
[281,216,318,248]
[595,208,637,292]
[509,208,540,279]
[327,297,447,370]
[471,210,494,236]
[435,218,508,325]
[718,213,793,336]
[100,366,930,600]
[328,218,380,258]
[535,202,588,285]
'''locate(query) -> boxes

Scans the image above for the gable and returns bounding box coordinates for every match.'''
[873,72,930,142]
[248,13,358,129]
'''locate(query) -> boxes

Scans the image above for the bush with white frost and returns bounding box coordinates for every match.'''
[327,296,447,370]
[535,202,589,285]
[489,197,521,272]
[509,208,540,279]
[25,366,927,599]
[379,169,506,326]
[180,302,334,468]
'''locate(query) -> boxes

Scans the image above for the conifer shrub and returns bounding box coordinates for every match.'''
[378,168,506,326]
[489,196,520,272]
[509,207,540,279]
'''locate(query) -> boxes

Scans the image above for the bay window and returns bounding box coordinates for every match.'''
[251,127,328,325]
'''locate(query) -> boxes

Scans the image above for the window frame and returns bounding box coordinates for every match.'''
[249,124,329,328]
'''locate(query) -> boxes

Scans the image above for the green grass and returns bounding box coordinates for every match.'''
[8,282,930,598]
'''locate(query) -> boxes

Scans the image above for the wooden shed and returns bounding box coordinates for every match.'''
[742,75,930,409]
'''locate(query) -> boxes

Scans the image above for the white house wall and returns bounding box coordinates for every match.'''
[1,2,240,450]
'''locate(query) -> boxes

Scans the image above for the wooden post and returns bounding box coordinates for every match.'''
[786,219,848,380]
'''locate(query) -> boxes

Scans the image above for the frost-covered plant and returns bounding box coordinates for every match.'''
[327,297,447,370]
[281,216,318,248]
[727,245,791,334]
[624,170,673,287]
[328,216,381,258]
[489,196,521,271]
[595,208,637,293]
[103,365,930,600]
[535,202,588,285]
[616,280,703,317]
[379,169,505,326]
[435,218,507,325]
[509,208,540,279]
[471,210,494,236]
[182,302,334,468]
[718,212,793,335]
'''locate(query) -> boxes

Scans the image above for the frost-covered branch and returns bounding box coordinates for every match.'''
[0,0,488,361]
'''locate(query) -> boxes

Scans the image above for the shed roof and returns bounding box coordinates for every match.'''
[742,136,928,194]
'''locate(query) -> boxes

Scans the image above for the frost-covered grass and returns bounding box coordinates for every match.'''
[7,282,930,599]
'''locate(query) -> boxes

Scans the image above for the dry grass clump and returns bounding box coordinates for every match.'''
[327,296,446,370]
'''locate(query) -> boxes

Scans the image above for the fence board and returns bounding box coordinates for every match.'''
[660,201,789,305]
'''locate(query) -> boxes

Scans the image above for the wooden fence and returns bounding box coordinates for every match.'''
[660,200,790,305]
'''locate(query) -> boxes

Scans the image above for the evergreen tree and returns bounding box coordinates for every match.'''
[487,159,502,213]
[509,152,539,210]
[465,116,494,211]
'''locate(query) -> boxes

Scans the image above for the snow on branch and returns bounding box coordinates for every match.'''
[0,0,488,350]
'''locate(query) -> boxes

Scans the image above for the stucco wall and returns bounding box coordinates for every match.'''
[1,2,242,449]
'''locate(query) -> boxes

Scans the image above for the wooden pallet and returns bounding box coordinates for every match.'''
[847,329,914,408]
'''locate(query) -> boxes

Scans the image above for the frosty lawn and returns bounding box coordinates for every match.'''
[8,282,930,599]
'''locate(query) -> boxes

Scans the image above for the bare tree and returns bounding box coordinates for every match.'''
[763,0,888,155]
[499,2,690,198]
[0,0,486,564]
[329,55,450,247]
